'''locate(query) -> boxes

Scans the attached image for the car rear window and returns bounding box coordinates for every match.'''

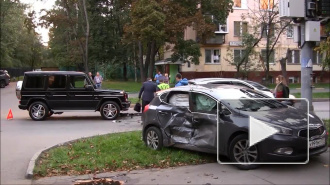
[25,76,45,88]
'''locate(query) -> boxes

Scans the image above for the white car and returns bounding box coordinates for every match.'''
[188,78,275,97]
[188,78,296,103]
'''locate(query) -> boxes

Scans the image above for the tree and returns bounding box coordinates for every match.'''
[315,22,330,71]
[125,0,233,82]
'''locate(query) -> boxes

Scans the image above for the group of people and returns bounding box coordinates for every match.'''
[138,72,188,112]
[87,71,103,89]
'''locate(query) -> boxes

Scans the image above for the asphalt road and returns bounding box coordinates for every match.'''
[0,83,142,185]
[1,83,329,185]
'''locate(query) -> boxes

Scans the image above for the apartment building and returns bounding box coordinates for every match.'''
[163,0,329,83]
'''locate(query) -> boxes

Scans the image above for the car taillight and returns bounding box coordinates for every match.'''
[19,101,21,104]
[143,104,149,113]
[124,93,128,101]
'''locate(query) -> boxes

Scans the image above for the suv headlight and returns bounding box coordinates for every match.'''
[268,123,293,136]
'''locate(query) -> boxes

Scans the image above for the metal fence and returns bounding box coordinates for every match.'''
[1,67,32,78]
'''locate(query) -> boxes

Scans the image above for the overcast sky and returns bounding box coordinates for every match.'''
[20,0,55,45]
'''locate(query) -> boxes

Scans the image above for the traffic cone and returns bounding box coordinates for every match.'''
[7,109,13,120]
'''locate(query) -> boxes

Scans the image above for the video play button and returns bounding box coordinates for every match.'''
[249,116,278,147]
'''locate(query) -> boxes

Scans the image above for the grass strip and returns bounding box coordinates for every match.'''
[292,92,330,98]
[102,81,142,93]
[34,131,215,179]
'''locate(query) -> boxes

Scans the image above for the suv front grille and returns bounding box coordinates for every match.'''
[299,126,325,138]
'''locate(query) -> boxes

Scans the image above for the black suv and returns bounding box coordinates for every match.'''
[0,70,10,88]
[16,71,130,121]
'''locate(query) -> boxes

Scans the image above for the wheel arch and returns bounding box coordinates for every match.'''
[96,98,122,111]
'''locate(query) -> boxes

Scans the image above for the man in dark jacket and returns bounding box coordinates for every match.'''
[138,78,157,112]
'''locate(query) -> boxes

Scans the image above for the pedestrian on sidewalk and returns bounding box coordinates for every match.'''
[138,77,157,112]
[274,75,289,98]
[94,72,103,89]
[175,73,188,87]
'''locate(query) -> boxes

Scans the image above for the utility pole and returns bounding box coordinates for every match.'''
[280,0,330,112]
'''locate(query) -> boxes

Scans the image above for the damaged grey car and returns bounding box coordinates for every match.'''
[142,84,328,170]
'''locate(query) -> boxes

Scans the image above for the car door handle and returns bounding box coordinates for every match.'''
[158,111,168,115]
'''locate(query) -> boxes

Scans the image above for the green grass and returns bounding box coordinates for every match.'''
[292,92,330,98]
[102,81,142,93]
[128,97,140,104]
[267,83,330,89]
[33,131,215,178]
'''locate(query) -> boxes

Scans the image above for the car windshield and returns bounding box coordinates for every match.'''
[216,88,286,112]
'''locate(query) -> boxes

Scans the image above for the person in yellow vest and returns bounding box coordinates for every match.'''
[157,77,170,91]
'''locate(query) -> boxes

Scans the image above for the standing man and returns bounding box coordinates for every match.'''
[94,72,103,89]
[175,73,188,87]
[154,71,162,85]
[138,78,157,112]
[164,73,169,84]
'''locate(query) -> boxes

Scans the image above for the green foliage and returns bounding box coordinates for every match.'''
[315,22,330,71]
[0,0,45,69]
[171,39,201,65]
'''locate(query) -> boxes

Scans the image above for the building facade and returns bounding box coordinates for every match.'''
[164,0,329,84]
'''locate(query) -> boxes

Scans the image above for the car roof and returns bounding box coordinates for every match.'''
[161,84,244,93]
[24,71,86,75]
[188,78,245,84]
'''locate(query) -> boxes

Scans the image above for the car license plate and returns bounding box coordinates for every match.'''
[309,138,326,149]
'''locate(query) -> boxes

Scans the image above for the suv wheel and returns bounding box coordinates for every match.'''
[29,102,49,121]
[100,101,120,120]
[229,134,260,170]
[144,127,163,150]
[0,80,5,88]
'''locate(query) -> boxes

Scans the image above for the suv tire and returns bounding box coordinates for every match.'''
[144,127,163,150]
[29,101,49,121]
[229,134,260,170]
[0,80,5,88]
[100,101,120,120]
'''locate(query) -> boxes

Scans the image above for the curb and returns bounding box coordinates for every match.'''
[25,131,138,179]
[313,98,330,102]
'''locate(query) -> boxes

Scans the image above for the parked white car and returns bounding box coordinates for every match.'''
[188,78,296,104]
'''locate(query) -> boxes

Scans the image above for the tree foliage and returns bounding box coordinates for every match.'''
[0,0,45,69]
[315,22,330,71]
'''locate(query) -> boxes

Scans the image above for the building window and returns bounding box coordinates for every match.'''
[205,49,220,64]
[216,19,228,33]
[233,0,248,9]
[287,25,293,38]
[261,49,275,64]
[288,77,299,83]
[287,50,300,64]
[261,23,275,38]
[234,49,247,64]
[234,21,248,37]
[260,0,274,10]
[312,51,322,64]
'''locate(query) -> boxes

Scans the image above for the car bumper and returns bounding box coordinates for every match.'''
[122,101,130,111]
[258,134,328,162]
[18,105,28,110]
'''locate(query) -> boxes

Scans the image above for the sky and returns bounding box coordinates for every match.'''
[20,0,55,45]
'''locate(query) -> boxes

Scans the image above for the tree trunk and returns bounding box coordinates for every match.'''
[144,42,152,80]
[123,62,128,81]
[138,41,145,82]
[148,40,156,79]
[82,0,89,73]
[133,42,137,82]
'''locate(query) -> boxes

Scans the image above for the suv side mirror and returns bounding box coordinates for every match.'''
[85,85,94,91]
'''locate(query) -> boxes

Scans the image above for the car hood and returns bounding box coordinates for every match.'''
[239,106,322,129]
